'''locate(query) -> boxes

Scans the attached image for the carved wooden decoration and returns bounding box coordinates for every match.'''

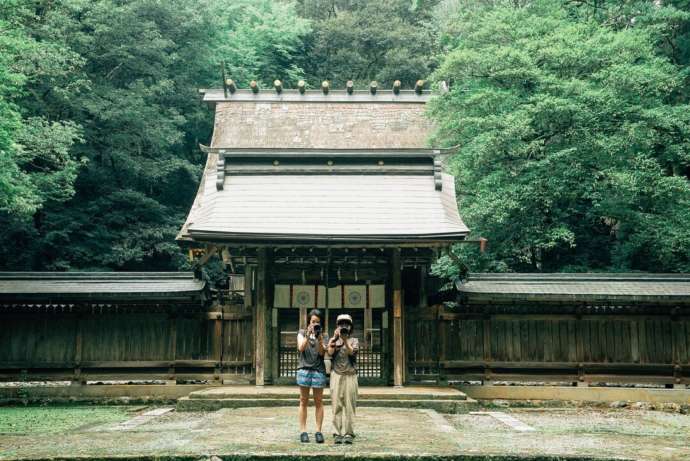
[216,150,226,190]
[433,156,443,191]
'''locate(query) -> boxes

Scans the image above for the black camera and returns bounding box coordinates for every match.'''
[339,325,351,336]
[313,324,322,336]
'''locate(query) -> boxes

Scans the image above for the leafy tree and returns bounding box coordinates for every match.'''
[0,2,83,216]
[0,0,310,271]
[429,1,690,274]
[220,0,311,87]
[298,0,440,87]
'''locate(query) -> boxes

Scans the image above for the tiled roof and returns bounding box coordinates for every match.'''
[457,273,690,304]
[181,168,468,242]
[0,272,206,303]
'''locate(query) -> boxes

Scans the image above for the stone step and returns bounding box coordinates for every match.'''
[187,392,467,401]
[187,386,468,401]
[176,396,478,413]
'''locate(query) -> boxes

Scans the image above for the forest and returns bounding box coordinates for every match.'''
[1,0,689,276]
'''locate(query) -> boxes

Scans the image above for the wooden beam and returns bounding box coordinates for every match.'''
[392,248,404,386]
[224,164,435,175]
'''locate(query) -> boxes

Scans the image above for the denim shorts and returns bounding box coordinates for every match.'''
[296,368,327,388]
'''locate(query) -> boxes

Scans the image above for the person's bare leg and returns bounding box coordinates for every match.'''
[299,386,310,433]
[313,387,324,432]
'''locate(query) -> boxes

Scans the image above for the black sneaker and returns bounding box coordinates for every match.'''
[343,434,353,444]
[315,432,324,444]
[300,432,309,443]
[334,435,343,444]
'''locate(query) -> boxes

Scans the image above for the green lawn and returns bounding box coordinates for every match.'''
[0,406,131,434]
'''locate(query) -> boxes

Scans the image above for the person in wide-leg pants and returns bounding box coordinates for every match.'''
[327,314,359,444]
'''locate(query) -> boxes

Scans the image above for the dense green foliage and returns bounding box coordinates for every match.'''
[0,0,688,275]
[429,0,690,275]
[0,3,83,216]
[297,0,440,87]
[0,0,309,270]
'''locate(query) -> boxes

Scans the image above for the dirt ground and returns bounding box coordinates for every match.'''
[0,404,688,461]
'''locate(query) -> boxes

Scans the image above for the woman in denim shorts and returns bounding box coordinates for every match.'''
[296,308,328,443]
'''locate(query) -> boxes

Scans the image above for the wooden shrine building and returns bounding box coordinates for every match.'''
[1,81,688,390]
[178,81,469,386]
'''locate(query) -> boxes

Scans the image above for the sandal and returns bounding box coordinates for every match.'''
[300,432,309,443]
[334,435,343,444]
[344,434,353,444]
[315,432,324,444]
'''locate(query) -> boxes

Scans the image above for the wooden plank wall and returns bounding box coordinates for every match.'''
[0,306,253,383]
[409,310,690,386]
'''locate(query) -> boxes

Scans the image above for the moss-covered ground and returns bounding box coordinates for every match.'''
[0,405,688,461]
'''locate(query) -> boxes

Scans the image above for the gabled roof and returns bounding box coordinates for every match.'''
[182,170,468,243]
[0,272,207,303]
[178,88,469,244]
[456,273,690,304]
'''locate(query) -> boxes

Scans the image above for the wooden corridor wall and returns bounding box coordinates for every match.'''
[0,304,253,383]
[407,304,690,386]
[2,303,688,386]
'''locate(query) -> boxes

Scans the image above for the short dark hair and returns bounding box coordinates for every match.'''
[307,308,322,326]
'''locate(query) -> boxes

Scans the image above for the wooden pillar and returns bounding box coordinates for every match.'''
[392,248,404,387]
[255,248,271,385]
[271,307,279,382]
[244,265,254,313]
[71,312,85,386]
[364,281,373,347]
[212,309,223,384]
[167,311,177,385]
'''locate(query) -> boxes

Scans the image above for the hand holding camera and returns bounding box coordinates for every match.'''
[307,323,322,340]
[339,325,350,338]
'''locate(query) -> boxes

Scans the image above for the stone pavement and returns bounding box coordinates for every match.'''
[1,405,689,461]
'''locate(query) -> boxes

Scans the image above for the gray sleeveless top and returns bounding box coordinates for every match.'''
[297,329,327,374]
